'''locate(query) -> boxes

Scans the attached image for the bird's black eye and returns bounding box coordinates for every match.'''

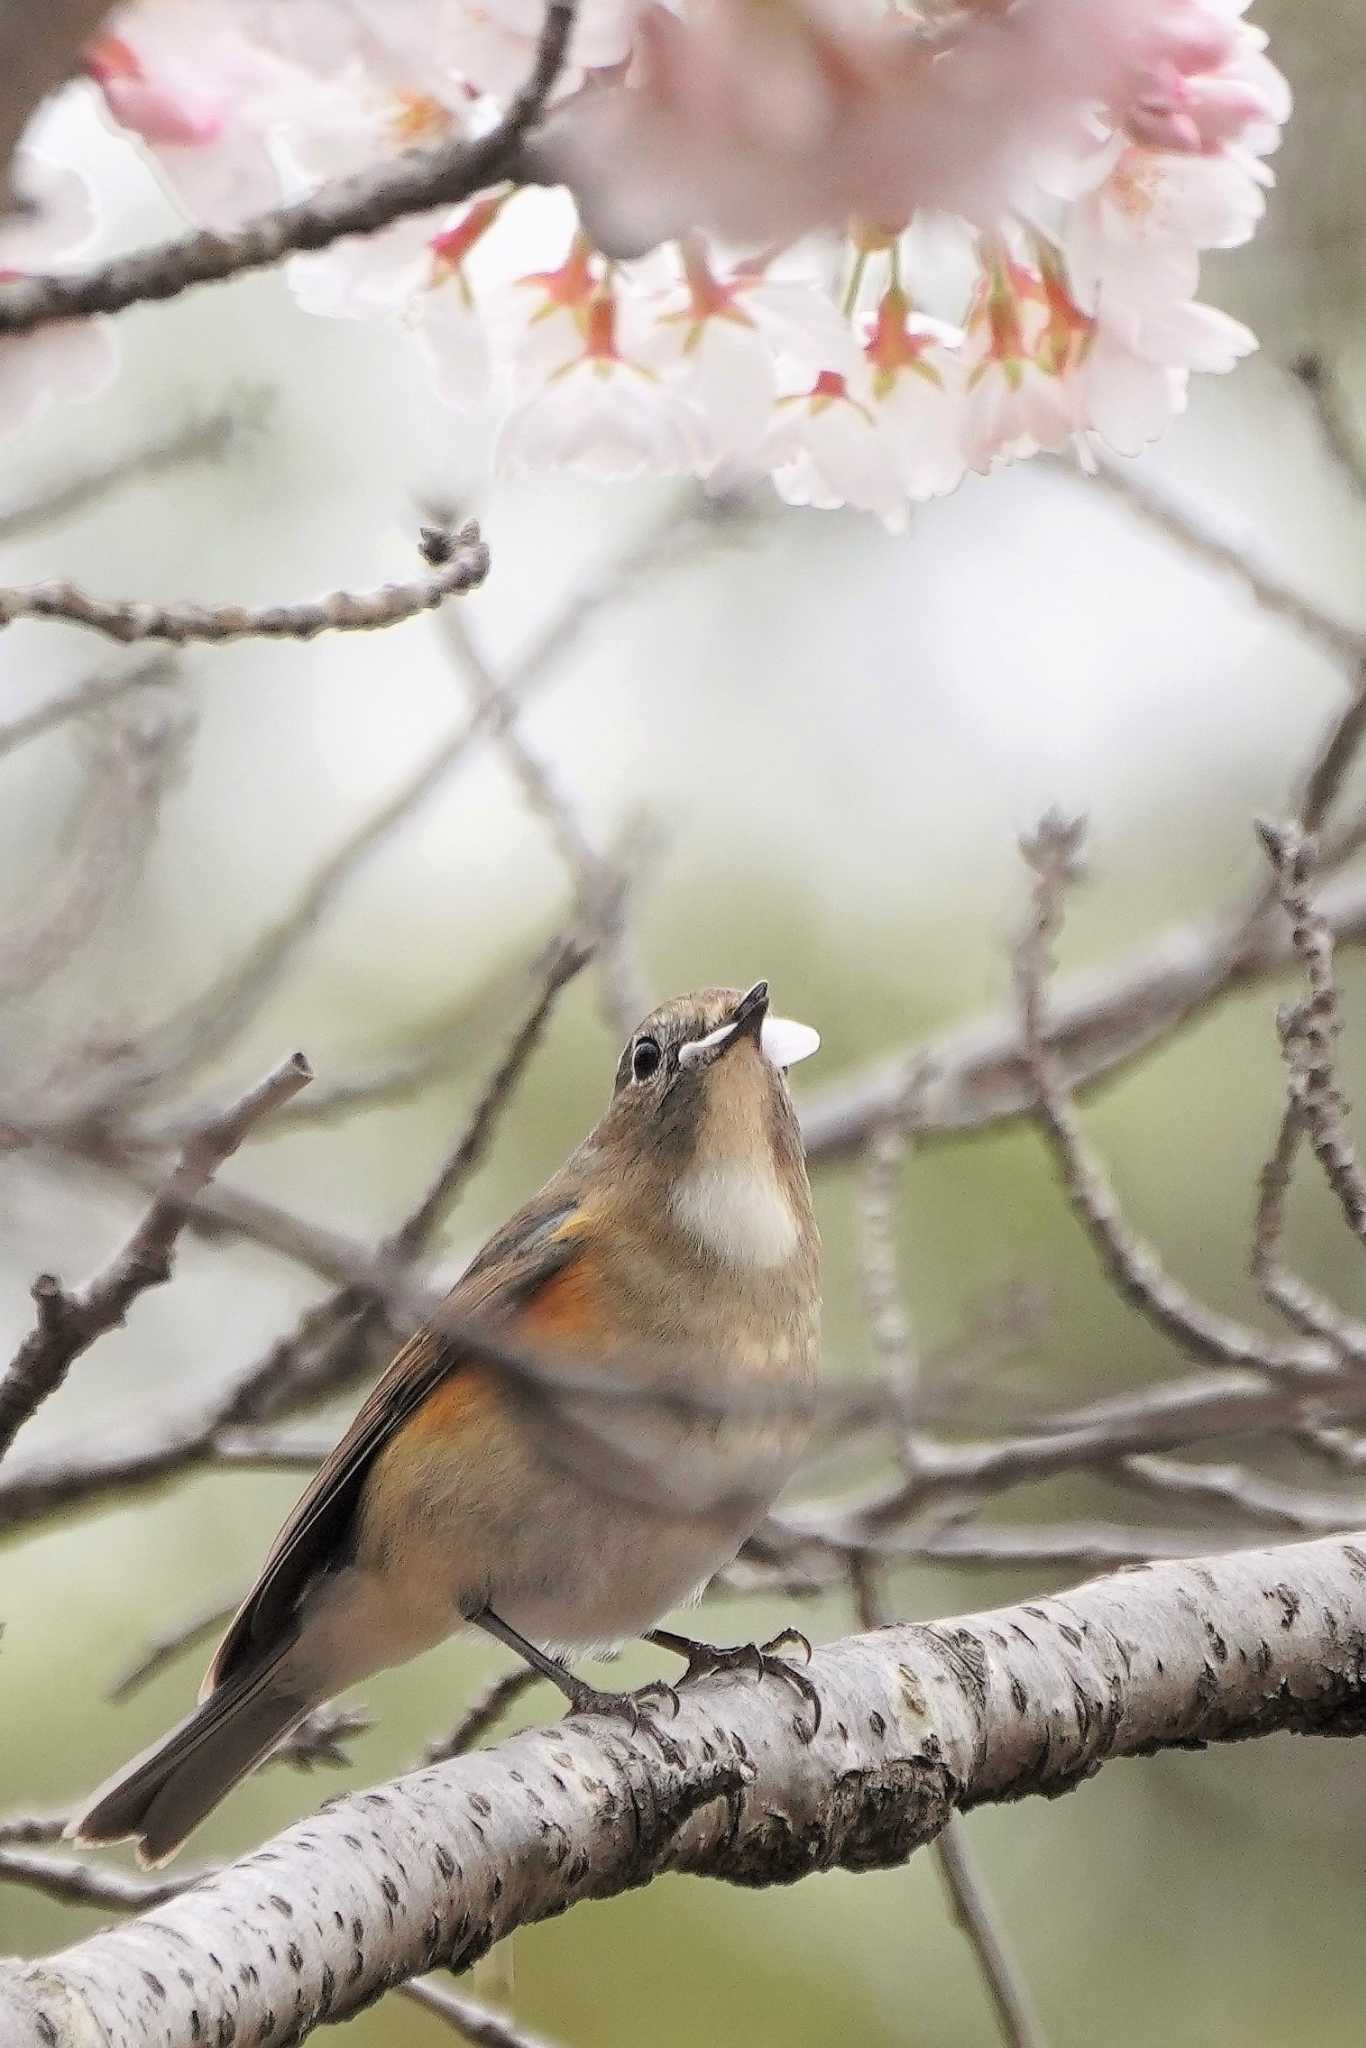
[631,1036,662,1082]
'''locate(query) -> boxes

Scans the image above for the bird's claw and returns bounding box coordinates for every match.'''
[659,1631,822,1739]
[561,1678,683,1750]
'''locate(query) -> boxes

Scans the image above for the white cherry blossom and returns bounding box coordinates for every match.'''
[0,153,117,434]
[497,281,713,479]
[13,0,1290,508]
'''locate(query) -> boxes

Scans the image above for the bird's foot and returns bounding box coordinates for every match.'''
[560,1676,684,1759]
[647,1626,821,1738]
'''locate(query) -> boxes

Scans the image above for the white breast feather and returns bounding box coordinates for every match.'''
[672,1160,799,1267]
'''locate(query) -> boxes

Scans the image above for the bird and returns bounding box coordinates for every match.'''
[75,980,823,1866]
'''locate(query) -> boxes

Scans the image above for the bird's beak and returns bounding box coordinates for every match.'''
[677,982,820,1073]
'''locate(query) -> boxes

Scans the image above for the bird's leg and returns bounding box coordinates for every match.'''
[646,1625,822,1736]
[473,1609,681,1731]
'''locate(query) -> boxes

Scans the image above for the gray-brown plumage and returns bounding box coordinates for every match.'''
[76,982,821,1864]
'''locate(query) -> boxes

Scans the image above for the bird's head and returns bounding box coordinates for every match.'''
[596,981,820,1270]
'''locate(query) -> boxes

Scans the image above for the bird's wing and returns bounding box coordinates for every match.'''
[204,1190,584,1692]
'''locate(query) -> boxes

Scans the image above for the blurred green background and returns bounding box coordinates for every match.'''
[4,2,1366,2040]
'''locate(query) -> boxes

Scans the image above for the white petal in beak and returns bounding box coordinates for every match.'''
[761,1016,820,1068]
[677,1020,738,1069]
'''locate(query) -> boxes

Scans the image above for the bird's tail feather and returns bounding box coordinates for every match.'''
[72,1652,307,1867]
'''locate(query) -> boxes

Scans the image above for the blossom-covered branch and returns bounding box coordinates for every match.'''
[0,0,1290,519]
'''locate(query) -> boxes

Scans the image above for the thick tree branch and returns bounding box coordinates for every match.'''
[2,1535,1364,2047]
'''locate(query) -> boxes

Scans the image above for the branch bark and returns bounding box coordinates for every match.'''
[0,521,489,647]
[3,1533,1365,2047]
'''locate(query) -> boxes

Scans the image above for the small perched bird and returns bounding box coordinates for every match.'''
[77,981,822,1865]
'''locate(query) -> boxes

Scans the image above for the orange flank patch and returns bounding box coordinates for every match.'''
[514,1253,608,1347]
[402,1251,607,1446]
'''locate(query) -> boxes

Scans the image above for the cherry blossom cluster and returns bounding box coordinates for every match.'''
[5,0,1289,524]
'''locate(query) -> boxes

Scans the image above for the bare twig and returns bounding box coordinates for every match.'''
[426,1671,542,1765]
[1111,1453,1362,1534]
[440,603,648,1039]
[0,686,192,1000]
[1249,1102,1366,1349]
[1291,353,1366,509]
[107,1598,238,1703]
[388,936,590,1261]
[0,1052,311,1466]
[0,1813,72,1847]
[858,1082,923,1395]
[401,1978,561,2048]
[0,520,488,647]
[268,1704,374,1772]
[932,1821,1048,2048]
[858,1560,1044,2048]
[1012,812,1336,1381]
[0,3,577,337]
[1259,821,1366,1244]
[0,399,258,547]
[0,1845,190,1913]
[1078,457,1366,669]
[0,654,179,764]
[800,863,1366,1162]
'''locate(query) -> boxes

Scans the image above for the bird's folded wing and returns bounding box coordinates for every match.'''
[204,1192,584,1692]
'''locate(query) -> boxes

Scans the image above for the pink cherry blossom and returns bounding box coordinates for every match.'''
[544,0,1285,259]
[83,1,290,228]
[10,0,1289,515]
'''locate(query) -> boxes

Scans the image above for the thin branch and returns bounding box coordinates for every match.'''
[0,1846,190,1913]
[0,398,259,547]
[1077,457,1366,670]
[0,1814,72,1847]
[932,1821,1048,2048]
[852,1563,1046,2048]
[1250,1101,1366,1349]
[799,862,1366,1162]
[387,935,590,1261]
[0,519,488,647]
[1013,812,1338,1380]
[400,1978,561,2048]
[1111,1453,1364,1534]
[268,1704,374,1772]
[0,654,179,764]
[107,1599,238,1703]
[42,493,746,1119]
[426,1671,542,1765]
[0,1053,311,1466]
[1259,820,1366,1244]
[1291,353,1366,510]
[0,685,191,1000]
[440,602,648,1040]
[0,3,577,337]
[858,1072,925,1397]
